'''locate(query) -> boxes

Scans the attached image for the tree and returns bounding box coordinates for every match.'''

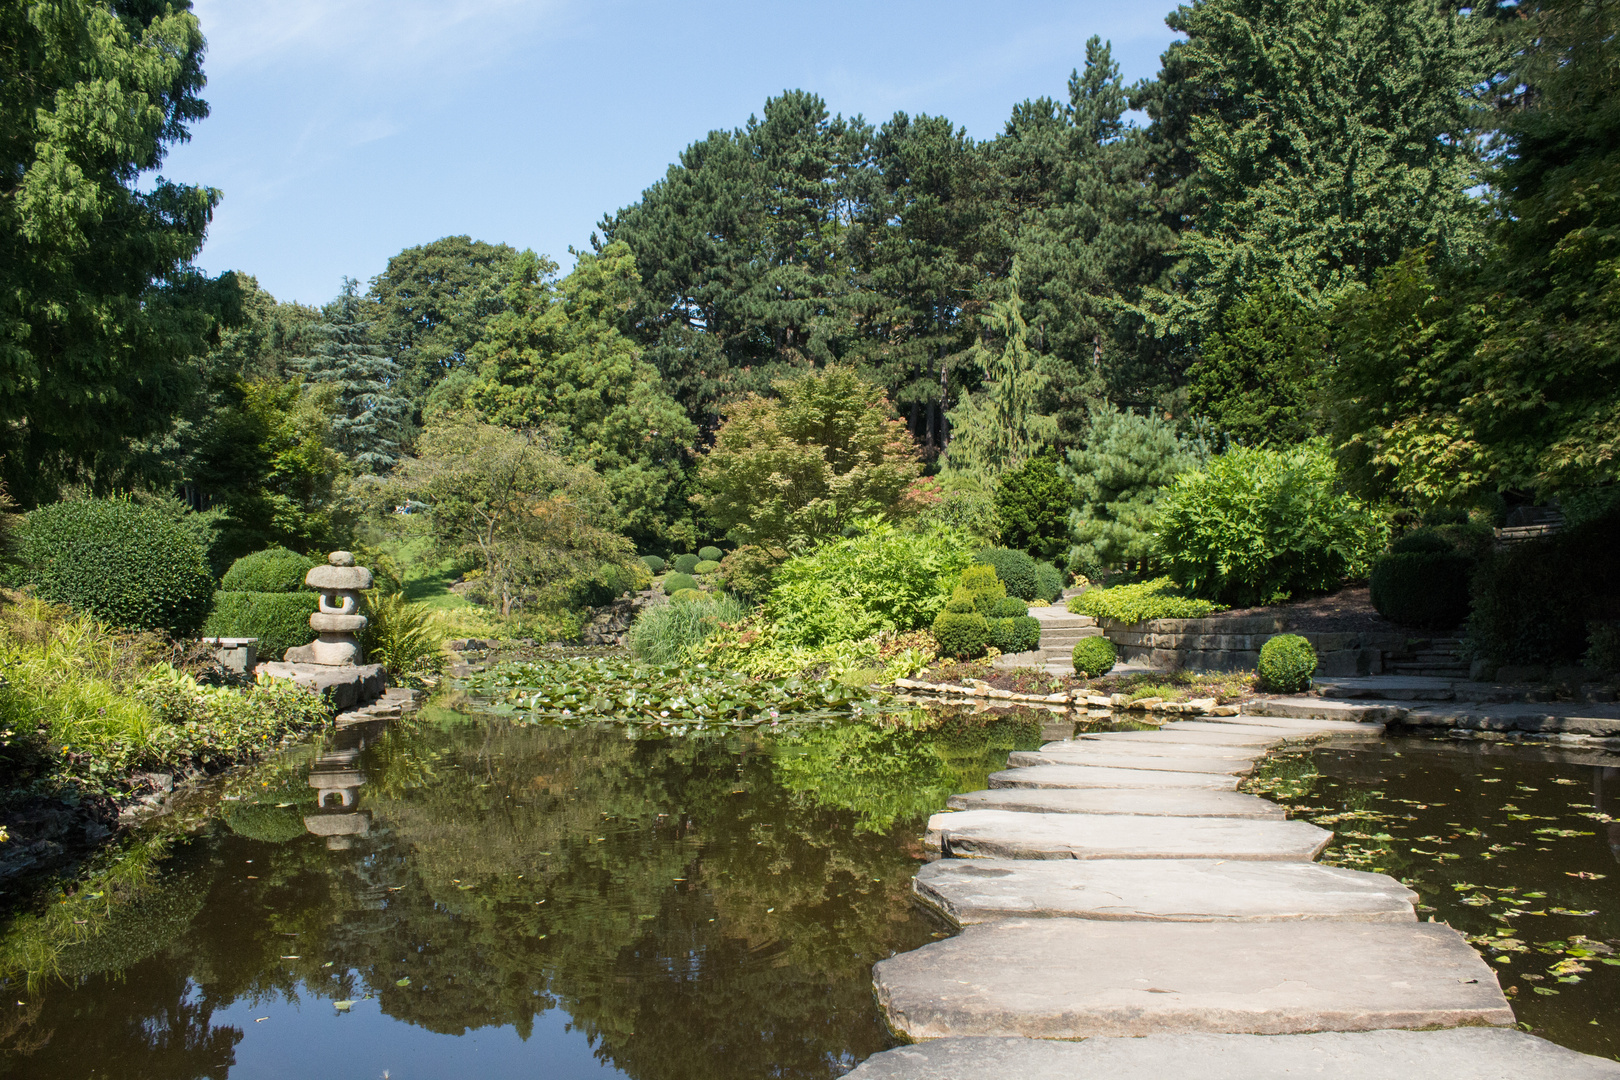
[394,415,633,616]
[468,243,697,547]
[993,450,1071,562]
[293,279,412,474]
[366,235,521,407]
[0,0,229,505]
[1144,0,1493,339]
[695,366,920,546]
[943,266,1057,476]
[1064,403,1208,575]
[1187,282,1329,446]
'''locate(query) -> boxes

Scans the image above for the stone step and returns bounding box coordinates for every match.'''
[846,1030,1620,1080]
[1213,712,1382,734]
[1041,739,1264,759]
[1159,720,1340,741]
[871,919,1511,1040]
[913,858,1416,924]
[1241,698,1406,724]
[990,764,1240,791]
[1317,676,1458,701]
[1074,729,1281,748]
[946,787,1286,819]
[1007,750,1259,775]
[925,809,1330,860]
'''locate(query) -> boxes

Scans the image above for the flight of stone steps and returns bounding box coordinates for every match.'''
[1386,636,1469,679]
[1028,603,1103,665]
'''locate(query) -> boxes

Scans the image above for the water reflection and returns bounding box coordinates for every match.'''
[1,705,1054,1079]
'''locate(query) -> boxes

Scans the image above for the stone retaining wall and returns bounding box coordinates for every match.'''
[1100,616,1414,676]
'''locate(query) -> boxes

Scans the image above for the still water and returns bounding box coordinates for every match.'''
[0,702,1056,1080]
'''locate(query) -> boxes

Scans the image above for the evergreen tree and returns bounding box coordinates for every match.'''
[1187,282,1329,446]
[293,279,411,474]
[943,266,1057,476]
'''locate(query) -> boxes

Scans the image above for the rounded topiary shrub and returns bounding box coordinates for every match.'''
[203,591,319,660]
[640,554,666,575]
[671,553,701,575]
[990,596,1029,618]
[1259,633,1317,692]
[693,559,721,575]
[1072,635,1116,677]
[1034,561,1064,604]
[21,496,215,635]
[220,547,317,593]
[957,565,1007,613]
[1389,529,1454,556]
[932,611,990,659]
[993,615,1042,654]
[1369,551,1473,629]
[663,572,699,595]
[698,545,723,563]
[974,547,1040,600]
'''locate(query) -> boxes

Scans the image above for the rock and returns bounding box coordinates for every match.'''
[913,858,1416,924]
[1006,750,1260,775]
[945,788,1285,818]
[924,809,1331,860]
[258,662,387,711]
[990,764,1240,791]
[326,550,356,567]
[872,919,1511,1040]
[305,564,374,591]
[845,1030,1620,1080]
[1242,698,1405,724]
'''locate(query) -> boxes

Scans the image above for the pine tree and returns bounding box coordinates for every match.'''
[293,279,411,473]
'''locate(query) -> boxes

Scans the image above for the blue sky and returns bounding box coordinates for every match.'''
[164,1,1182,306]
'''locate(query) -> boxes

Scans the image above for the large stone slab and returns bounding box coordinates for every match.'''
[1074,729,1281,747]
[924,809,1330,860]
[989,764,1239,791]
[1159,720,1334,740]
[913,858,1415,924]
[1042,738,1265,757]
[1006,750,1259,775]
[1210,713,1377,734]
[1244,697,1407,723]
[872,919,1511,1040]
[946,788,1285,818]
[258,662,387,711]
[846,1030,1620,1080]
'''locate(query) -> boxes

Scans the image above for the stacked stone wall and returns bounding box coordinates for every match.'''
[1100,616,1413,676]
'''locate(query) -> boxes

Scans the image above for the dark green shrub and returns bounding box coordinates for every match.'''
[1587,622,1620,675]
[993,450,1071,561]
[1259,634,1317,692]
[1034,561,1064,604]
[1072,635,1117,677]
[641,555,666,574]
[1158,443,1385,606]
[943,592,977,614]
[672,553,701,575]
[990,596,1029,618]
[1368,551,1473,629]
[974,547,1040,600]
[203,591,319,660]
[1388,529,1453,555]
[21,496,215,635]
[698,545,723,563]
[1468,511,1620,666]
[693,559,721,574]
[932,610,991,659]
[992,615,1042,654]
[220,547,317,592]
[718,544,787,603]
[663,572,699,595]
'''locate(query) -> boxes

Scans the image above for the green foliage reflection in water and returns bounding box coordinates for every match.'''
[458,654,894,729]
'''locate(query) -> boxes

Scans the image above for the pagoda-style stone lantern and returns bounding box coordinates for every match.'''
[304,551,372,666]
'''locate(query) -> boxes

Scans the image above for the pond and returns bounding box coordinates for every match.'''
[0,697,1086,1080]
[1250,734,1620,1060]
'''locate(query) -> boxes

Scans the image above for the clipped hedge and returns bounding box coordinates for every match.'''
[672,553,701,575]
[1369,551,1472,629]
[1034,561,1064,604]
[202,591,319,660]
[990,596,1029,618]
[220,547,316,593]
[698,545,723,563]
[1259,634,1316,692]
[958,565,1006,613]
[640,555,666,574]
[992,615,1042,654]
[21,496,215,635]
[1069,577,1221,623]
[933,611,990,659]
[693,559,721,574]
[1072,636,1116,677]
[975,547,1040,601]
[1468,510,1620,667]
[663,572,699,596]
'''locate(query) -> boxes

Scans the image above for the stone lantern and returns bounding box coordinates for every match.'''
[304,551,373,666]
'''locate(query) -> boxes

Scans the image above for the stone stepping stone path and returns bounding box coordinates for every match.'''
[945,788,1285,818]
[847,1030,1620,1080]
[873,919,1511,1040]
[850,697,1620,1077]
[924,809,1331,860]
[913,858,1417,924]
[989,763,1240,790]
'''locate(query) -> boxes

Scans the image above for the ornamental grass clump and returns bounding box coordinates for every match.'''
[1258,633,1317,692]
[1072,635,1117,677]
[627,593,747,664]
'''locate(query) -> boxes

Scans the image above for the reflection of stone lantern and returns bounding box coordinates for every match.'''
[304,552,373,666]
